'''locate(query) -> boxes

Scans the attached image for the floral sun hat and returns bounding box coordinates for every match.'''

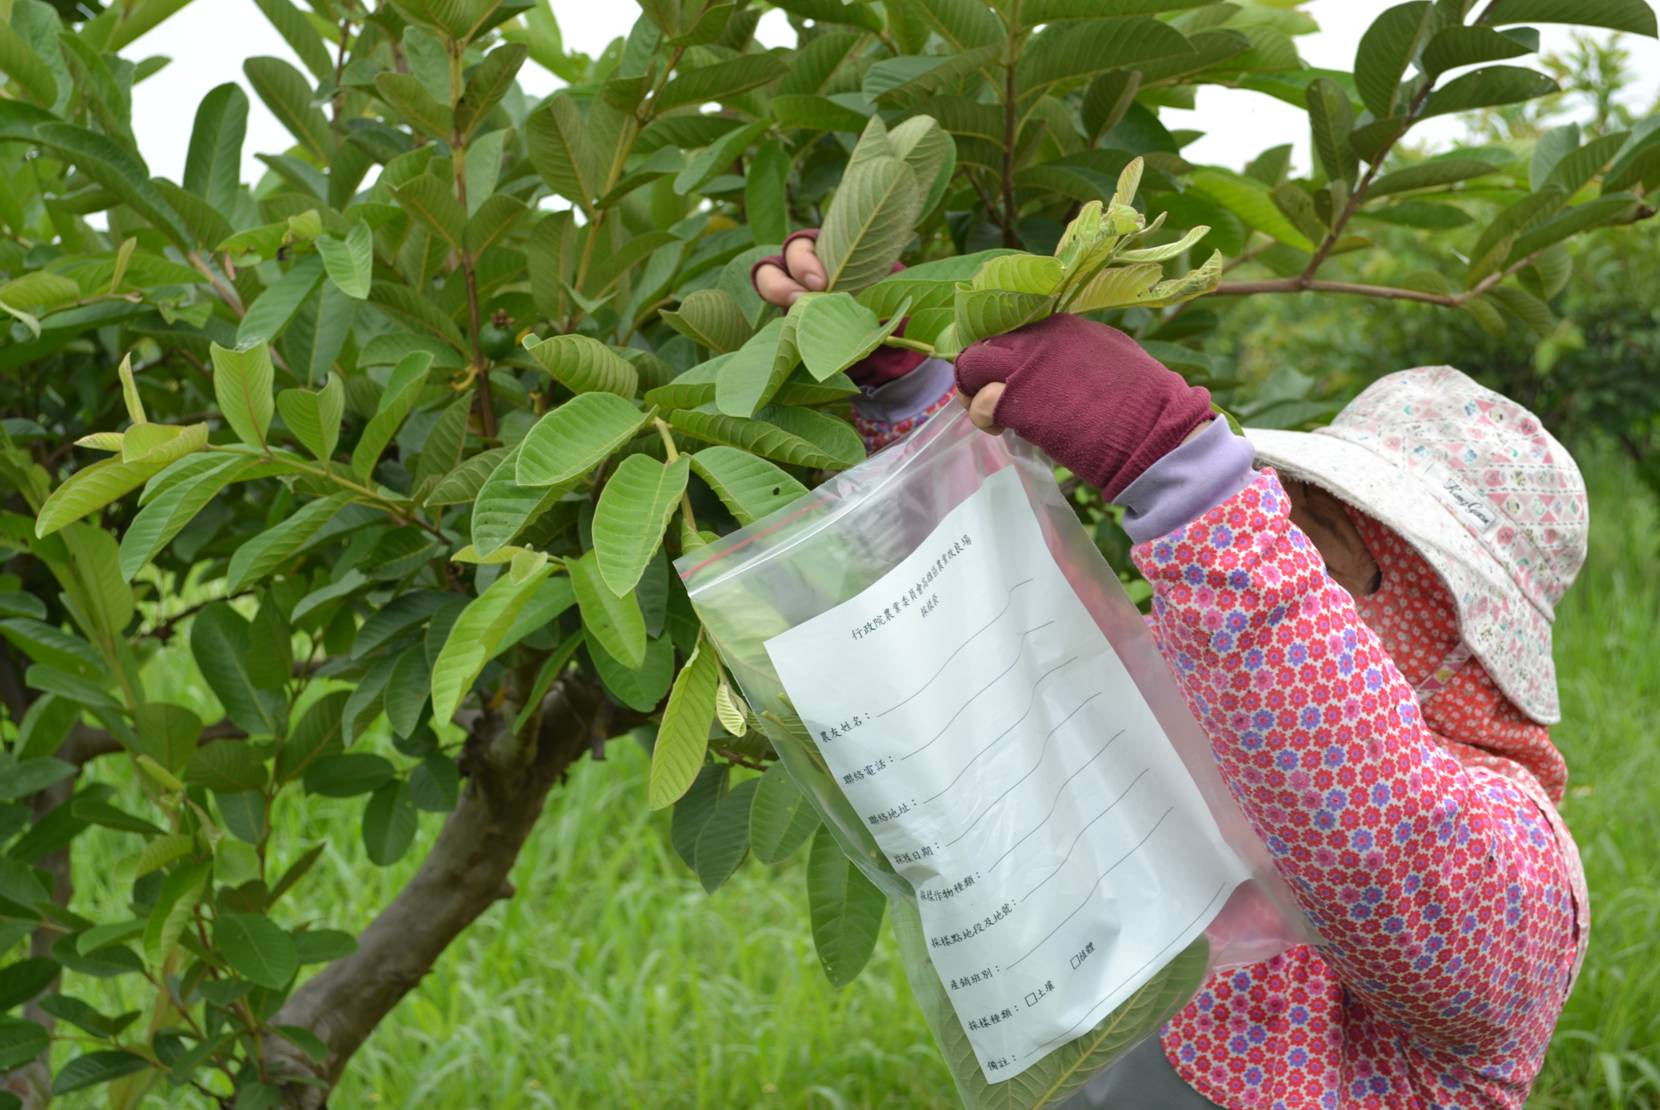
[1244,366,1588,725]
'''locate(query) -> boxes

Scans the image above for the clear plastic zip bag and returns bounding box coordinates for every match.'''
[677,408,1310,1108]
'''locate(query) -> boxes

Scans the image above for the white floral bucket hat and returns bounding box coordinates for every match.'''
[1244,366,1588,725]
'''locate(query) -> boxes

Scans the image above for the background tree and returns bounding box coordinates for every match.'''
[0,0,1656,1105]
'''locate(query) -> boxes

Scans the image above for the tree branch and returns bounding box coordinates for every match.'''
[267,678,612,1107]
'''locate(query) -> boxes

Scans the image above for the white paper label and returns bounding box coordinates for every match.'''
[765,466,1248,1082]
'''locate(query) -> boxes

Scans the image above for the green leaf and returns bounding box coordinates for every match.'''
[1189,169,1316,251]
[526,93,597,214]
[770,93,871,133]
[694,775,757,892]
[1422,25,1535,76]
[362,780,417,866]
[1543,131,1629,197]
[213,913,297,988]
[1368,157,1502,197]
[32,122,192,249]
[275,374,345,464]
[227,492,352,592]
[794,292,911,381]
[749,761,819,864]
[1306,76,1358,185]
[1479,0,1656,36]
[457,43,527,136]
[184,82,247,213]
[516,393,651,487]
[374,71,452,139]
[0,758,75,802]
[1421,65,1557,119]
[351,351,433,479]
[674,118,770,196]
[237,255,325,346]
[185,740,268,794]
[817,155,924,294]
[316,222,373,299]
[471,444,573,556]
[143,860,209,968]
[661,289,752,354]
[0,1017,47,1071]
[133,702,202,775]
[35,457,157,538]
[244,56,332,159]
[1509,194,1637,262]
[746,139,789,244]
[189,604,280,735]
[688,446,806,525]
[522,334,639,398]
[211,341,275,450]
[430,446,507,507]
[1354,2,1441,118]
[593,456,689,597]
[0,22,57,105]
[119,455,250,579]
[0,958,58,1009]
[304,751,395,797]
[954,287,1054,346]
[714,317,797,418]
[569,549,646,669]
[1016,17,1195,100]
[670,404,865,470]
[392,175,467,251]
[648,635,719,809]
[670,763,727,868]
[589,632,675,712]
[1467,187,1565,281]
[855,250,1019,316]
[253,0,333,81]
[429,553,555,722]
[806,825,885,987]
[51,1050,148,1095]
[656,54,788,112]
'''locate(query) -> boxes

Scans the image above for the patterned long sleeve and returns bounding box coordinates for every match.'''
[1132,470,1585,1106]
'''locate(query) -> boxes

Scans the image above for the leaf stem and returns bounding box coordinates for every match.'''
[881,335,936,354]
[653,418,698,535]
[449,40,497,440]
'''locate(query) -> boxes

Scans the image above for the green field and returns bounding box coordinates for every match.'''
[68,446,1659,1109]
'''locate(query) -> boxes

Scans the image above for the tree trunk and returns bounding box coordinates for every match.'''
[268,678,610,1107]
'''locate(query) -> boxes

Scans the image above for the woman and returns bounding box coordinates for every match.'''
[753,233,1589,1109]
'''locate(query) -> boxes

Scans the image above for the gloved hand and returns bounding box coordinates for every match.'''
[751,229,924,388]
[954,314,1215,500]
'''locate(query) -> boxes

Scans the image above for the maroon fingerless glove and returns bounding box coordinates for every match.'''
[954,314,1214,500]
[751,229,924,387]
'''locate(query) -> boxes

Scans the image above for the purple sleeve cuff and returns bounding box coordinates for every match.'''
[851,357,956,425]
[1114,415,1256,544]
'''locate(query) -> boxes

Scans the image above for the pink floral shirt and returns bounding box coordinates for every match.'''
[1136,471,1588,1109]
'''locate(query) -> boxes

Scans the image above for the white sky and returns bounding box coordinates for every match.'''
[125,1,1660,186]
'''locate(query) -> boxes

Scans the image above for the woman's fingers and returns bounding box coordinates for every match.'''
[785,235,827,291]
[754,263,807,307]
[962,384,1005,435]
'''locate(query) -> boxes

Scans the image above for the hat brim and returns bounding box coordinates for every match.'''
[1245,427,1559,724]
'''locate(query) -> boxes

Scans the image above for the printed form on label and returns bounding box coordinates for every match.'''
[765,465,1249,1082]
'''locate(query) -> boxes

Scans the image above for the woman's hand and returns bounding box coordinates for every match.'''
[953,314,1216,500]
[750,229,928,392]
[751,230,827,307]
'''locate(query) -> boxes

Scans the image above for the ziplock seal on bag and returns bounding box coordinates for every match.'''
[677,408,1311,1108]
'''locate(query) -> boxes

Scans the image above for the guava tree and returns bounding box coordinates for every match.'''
[0,0,1654,1105]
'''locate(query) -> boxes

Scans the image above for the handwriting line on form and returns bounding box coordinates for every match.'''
[1006,806,1178,971]
[876,577,1029,723]
[918,657,1081,806]
[941,700,1111,850]
[897,620,1055,762]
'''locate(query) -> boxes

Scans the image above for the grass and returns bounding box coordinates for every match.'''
[55,446,1660,1108]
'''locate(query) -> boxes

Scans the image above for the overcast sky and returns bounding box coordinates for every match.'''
[125,1,1660,187]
